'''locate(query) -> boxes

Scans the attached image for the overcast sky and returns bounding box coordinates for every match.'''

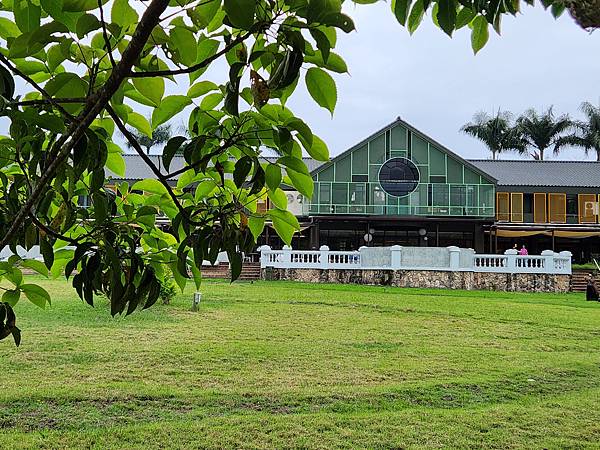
[286,3,600,161]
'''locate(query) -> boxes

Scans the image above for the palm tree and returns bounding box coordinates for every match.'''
[461,111,526,160]
[516,107,572,160]
[124,124,172,154]
[554,102,600,161]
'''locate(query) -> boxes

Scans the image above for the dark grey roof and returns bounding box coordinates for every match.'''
[108,154,322,181]
[468,160,600,187]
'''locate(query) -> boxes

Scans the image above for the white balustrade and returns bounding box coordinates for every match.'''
[258,245,572,275]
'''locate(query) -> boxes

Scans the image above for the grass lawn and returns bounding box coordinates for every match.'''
[1,277,600,449]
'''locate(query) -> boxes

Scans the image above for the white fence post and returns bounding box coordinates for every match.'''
[258,245,271,268]
[504,249,517,273]
[319,245,330,269]
[390,245,402,269]
[541,250,556,274]
[447,246,460,270]
[282,245,292,266]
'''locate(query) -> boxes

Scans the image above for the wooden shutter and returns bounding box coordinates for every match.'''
[548,193,566,223]
[510,193,523,222]
[496,192,509,221]
[533,193,547,223]
[579,194,597,223]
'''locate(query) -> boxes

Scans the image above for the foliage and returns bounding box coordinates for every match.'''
[516,107,572,160]
[159,272,178,305]
[0,0,571,344]
[461,110,525,160]
[555,102,600,161]
[1,278,600,447]
[124,123,173,154]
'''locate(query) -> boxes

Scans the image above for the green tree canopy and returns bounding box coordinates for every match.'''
[461,111,526,160]
[516,107,572,160]
[0,0,582,345]
[555,102,600,161]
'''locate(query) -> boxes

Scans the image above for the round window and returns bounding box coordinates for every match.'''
[378,157,420,197]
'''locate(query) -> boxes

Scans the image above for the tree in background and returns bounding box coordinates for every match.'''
[125,124,172,154]
[516,107,572,160]
[555,102,600,161]
[0,0,585,345]
[461,111,525,160]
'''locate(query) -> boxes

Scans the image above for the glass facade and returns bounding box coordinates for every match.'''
[308,124,495,218]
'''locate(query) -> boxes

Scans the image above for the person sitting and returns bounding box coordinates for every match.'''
[586,274,599,301]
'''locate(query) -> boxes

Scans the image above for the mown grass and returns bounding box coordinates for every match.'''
[1,277,600,449]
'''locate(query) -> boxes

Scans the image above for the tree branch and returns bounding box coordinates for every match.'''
[98,0,117,68]
[13,98,86,107]
[0,0,171,251]
[0,54,76,122]
[128,31,252,78]
[107,105,205,227]
[30,215,80,245]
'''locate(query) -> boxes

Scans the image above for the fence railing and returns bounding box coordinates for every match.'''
[259,245,572,275]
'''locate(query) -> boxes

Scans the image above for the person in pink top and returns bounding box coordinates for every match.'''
[518,245,528,256]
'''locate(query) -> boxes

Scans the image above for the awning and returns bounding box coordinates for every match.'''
[492,229,600,239]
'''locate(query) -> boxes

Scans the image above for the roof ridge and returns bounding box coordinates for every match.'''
[468,159,600,163]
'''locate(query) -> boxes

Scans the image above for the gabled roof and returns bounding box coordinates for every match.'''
[468,160,600,188]
[310,117,496,183]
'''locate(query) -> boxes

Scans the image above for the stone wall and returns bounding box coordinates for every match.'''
[261,268,571,293]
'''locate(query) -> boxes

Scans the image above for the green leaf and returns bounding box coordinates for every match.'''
[305,67,337,115]
[152,95,192,128]
[298,134,329,162]
[187,80,218,98]
[267,188,287,210]
[268,209,300,245]
[456,6,476,29]
[21,283,50,308]
[287,169,314,198]
[47,44,67,72]
[163,136,187,171]
[407,0,425,34]
[106,143,126,177]
[21,259,49,277]
[0,17,21,39]
[45,72,87,99]
[76,13,100,39]
[5,267,23,287]
[2,289,20,307]
[200,92,223,111]
[436,0,456,36]
[248,216,265,241]
[132,179,168,195]
[133,77,164,107]
[471,15,489,54]
[40,0,64,17]
[188,0,220,29]
[304,51,348,73]
[278,156,309,176]
[224,0,255,30]
[233,156,253,187]
[63,0,108,12]
[111,0,138,28]
[392,0,413,26]
[127,112,152,138]
[170,27,197,67]
[265,164,282,191]
[14,0,41,33]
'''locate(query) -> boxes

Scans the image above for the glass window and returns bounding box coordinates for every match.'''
[332,183,347,205]
[534,193,547,223]
[369,134,386,164]
[447,158,463,184]
[496,192,509,221]
[335,156,351,182]
[411,135,428,165]
[450,186,466,207]
[318,165,334,182]
[351,145,368,174]
[429,147,446,176]
[352,174,368,182]
[431,184,449,206]
[319,183,331,204]
[548,193,566,223]
[378,157,420,197]
[511,193,523,222]
[391,125,407,150]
